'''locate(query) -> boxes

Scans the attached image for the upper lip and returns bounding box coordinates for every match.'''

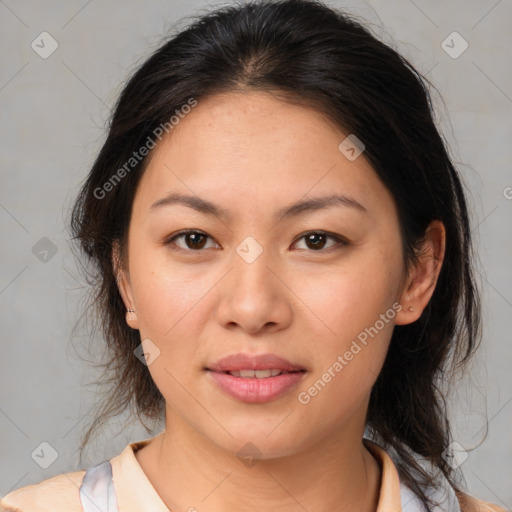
[206,353,305,372]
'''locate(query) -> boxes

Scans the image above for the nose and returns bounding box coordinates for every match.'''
[214,241,293,335]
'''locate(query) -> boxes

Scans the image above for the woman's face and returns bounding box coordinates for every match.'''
[117,90,414,458]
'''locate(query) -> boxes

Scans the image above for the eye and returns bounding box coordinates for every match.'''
[165,230,219,251]
[164,229,347,253]
[292,231,347,252]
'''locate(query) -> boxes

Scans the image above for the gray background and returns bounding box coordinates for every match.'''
[1,0,511,507]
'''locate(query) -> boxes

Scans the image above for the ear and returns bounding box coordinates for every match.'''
[395,220,446,325]
[112,239,139,330]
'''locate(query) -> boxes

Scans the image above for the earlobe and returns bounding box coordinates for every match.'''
[395,220,446,326]
[112,240,139,330]
[125,308,139,329]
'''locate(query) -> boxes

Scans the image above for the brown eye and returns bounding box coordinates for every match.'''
[184,232,207,249]
[304,232,328,250]
[293,231,347,251]
[166,230,218,251]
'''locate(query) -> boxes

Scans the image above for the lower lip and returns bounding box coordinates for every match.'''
[207,370,306,403]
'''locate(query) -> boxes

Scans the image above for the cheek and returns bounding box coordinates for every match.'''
[130,261,211,404]
[127,257,219,405]
[293,247,402,343]
[130,251,213,340]
[292,247,402,401]
[294,285,396,431]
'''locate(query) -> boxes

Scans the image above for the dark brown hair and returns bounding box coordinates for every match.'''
[69,1,481,509]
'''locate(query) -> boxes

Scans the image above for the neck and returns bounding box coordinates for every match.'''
[136,415,381,512]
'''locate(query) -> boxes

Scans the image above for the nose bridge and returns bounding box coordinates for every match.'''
[231,234,275,298]
[214,233,292,332]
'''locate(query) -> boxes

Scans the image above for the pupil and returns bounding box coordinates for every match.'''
[187,233,206,249]
[307,233,325,249]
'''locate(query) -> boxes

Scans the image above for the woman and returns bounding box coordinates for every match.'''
[1,1,506,511]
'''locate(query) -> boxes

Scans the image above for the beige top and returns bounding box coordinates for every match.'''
[1,436,506,512]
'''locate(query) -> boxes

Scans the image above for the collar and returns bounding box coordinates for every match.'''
[110,435,169,512]
[364,438,461,512]
[110,435,423,512]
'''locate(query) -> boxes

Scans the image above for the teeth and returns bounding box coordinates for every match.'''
[227,369,283,378]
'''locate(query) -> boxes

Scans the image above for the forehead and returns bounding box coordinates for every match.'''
[133,91,394,221]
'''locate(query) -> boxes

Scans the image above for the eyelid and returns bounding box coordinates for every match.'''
[165,229,219,251]
[164,229,348,252]
[290,230,348,251]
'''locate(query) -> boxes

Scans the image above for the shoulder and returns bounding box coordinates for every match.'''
[0,469,85,512]
[455,490,508,512]
[0,435,159,512]
[363,436,508,512]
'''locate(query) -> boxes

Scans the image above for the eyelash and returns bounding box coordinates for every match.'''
[164,229,348,254]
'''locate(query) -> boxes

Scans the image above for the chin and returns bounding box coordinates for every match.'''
[212,427,306,461]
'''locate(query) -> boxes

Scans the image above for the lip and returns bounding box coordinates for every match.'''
[207,369,306,403]
[205,353,305,372]
[205,353,306,403]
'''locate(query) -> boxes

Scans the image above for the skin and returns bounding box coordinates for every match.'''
[114,90,446,512]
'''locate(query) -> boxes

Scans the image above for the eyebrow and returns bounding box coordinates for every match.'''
[150,191,367,220]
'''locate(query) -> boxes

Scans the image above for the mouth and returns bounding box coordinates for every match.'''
[204,353,307,403]
[205,352,306,374]
[209,369,306,378]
